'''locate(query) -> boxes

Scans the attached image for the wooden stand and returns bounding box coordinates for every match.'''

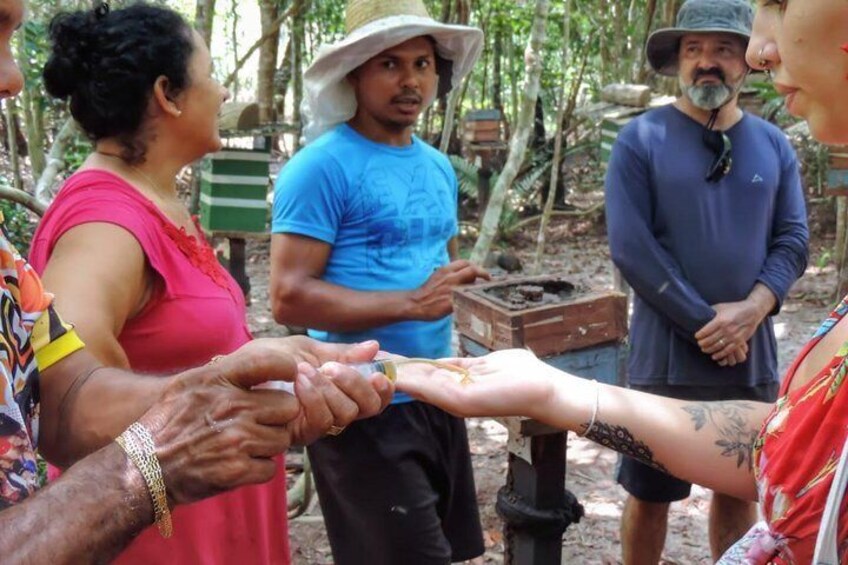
[454,277,628,564]
[203,229,270,298]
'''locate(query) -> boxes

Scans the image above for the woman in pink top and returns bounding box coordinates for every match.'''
[30,3,293,563]
[395,1,848,562]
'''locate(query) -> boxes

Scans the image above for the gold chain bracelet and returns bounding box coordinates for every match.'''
[115,422,173,538]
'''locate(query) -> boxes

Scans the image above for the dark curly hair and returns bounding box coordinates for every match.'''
[43,2,195,164]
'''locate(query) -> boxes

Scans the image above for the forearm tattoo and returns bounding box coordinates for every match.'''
[681,402,757,470]
[583,423,669,473]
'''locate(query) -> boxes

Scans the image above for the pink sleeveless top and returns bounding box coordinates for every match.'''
[30,169,291,564]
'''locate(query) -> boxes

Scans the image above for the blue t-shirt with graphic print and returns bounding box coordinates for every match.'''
[272,123,458,403]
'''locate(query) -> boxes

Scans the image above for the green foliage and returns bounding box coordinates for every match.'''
[0,200,35,256]
[62,131,94,174]
[450,140,593,233]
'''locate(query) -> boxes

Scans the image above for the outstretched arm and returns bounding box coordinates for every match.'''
[396,349,770,501]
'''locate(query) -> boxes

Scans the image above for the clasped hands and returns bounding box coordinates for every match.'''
[139,336,393,506]
[695,300,763,367]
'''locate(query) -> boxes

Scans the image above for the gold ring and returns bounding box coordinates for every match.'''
[719,338,726,347]
[327,425,346,436]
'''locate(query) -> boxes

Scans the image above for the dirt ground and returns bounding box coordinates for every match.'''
[241,223,836,565]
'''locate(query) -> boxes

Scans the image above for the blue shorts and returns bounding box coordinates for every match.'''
[616,382,779,503]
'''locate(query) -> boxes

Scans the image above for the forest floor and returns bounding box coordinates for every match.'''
[241,217,837,565]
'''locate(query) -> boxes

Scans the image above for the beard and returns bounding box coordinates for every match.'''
[684,82,733,110]
[679,68,740,111]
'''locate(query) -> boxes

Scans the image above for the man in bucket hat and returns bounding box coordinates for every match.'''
[604,0,808,562]
[270,0,488,563]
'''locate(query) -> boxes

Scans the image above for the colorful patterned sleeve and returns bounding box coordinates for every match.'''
[31,305,85,371]
[8,248,85,371]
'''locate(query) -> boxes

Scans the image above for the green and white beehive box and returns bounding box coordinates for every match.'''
[599,117,633,168]
[199,149,270,233]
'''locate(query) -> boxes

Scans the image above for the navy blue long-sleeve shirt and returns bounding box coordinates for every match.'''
[605,105,809,387]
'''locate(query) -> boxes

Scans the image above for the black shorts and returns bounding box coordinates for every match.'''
[616,382,779,503]
[307,402,485,565]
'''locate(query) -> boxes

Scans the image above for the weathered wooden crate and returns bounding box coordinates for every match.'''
[827,145,848,197]
[453,276,628,358]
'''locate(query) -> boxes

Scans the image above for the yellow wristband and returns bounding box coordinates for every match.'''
[115,422,173,538]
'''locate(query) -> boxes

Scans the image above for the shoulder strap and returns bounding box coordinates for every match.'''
[814,433,848,564]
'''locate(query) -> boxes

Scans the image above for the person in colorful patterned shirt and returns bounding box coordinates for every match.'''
[396,4,848,564]
[0,0,393,560]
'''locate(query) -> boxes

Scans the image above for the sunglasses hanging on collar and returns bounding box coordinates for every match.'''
[702,109,732,183]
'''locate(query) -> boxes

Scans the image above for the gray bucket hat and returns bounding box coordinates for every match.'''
[646,0,753,76]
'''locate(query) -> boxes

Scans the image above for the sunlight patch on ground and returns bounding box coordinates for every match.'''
[774,321,787,340]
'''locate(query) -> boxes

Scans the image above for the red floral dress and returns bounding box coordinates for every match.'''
[721,296,848,564]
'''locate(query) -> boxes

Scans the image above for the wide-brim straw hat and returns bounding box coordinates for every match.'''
[301,0,483,143]
[646,0,752,76]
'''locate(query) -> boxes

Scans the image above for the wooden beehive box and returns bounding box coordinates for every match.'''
[463,109,505,144]
[453,276,627,358]
[827,145,848,197]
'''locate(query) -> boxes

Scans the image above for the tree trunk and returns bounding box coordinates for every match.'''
[275,39,293,126]
[507,31,519,126]
[194,0,216,48]
[470,0,550,264]
[837,197,848,300]
[230,0,240,99]
[613,0,627,81]
[35,118,77,204]
[18,36,45,180]
[4,99,23,192]
[532,0,570,275]
[492,24,503,114]
[636,0,659,83]
[257,0,281,124]
[291,0,306,150]
[438,0,470,154]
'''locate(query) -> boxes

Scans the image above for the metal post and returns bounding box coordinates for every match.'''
[228,237,251,299]
[503,431,568,565]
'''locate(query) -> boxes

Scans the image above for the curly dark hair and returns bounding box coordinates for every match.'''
[43,2,195,164]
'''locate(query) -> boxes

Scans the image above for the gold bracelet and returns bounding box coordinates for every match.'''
[115,422,173,538]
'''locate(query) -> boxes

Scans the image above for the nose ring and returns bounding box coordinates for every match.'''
[757,47,768,69]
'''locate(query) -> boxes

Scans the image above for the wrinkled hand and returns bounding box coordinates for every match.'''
[695,301,763,364]
[409,260,490,320]
[263,336,395,445]
[138,338,393,505]
[395,349,556,420]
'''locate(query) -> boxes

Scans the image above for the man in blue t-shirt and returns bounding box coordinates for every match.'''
[605,0,809,563]
[270,1,489,563]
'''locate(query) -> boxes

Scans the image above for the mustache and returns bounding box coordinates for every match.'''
[392,89,423,104]
[692,68,726,82]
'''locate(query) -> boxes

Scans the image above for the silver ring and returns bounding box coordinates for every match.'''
[718,338,726,347]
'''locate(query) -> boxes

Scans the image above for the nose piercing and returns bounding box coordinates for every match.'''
[757,47,768,69]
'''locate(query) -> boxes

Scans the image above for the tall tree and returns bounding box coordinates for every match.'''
[4,99,23,191]
[194,0,216,48]
[470,0,550,264]
[257,0,282,124]
[533,0,571,274]
[291,0,306,149]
